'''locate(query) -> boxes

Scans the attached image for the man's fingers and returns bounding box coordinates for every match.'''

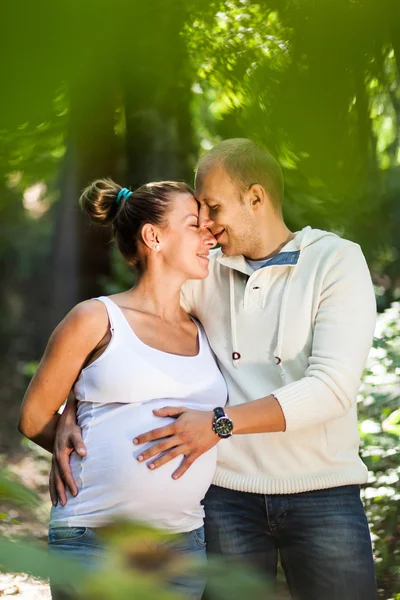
[70,430,87,456]
[57,451,78,497]
[172,455,196,480]
[49,465,58,507]
[52,460,67,507]
[147,446,185,470]
[63,468,79,498]
[137,437,179,462]
[152,406,187,418]
[55,479,67,507]
[134,423,176,446]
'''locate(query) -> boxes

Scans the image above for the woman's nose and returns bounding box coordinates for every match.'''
[200,228,217,247]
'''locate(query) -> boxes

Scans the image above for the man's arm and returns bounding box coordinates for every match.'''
[134,243,376,477]
[49,395,86,507]
[270,243,376,430]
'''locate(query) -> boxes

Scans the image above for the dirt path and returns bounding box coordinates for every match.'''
[0,574,50,599]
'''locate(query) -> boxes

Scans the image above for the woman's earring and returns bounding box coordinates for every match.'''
[154,244,160,251]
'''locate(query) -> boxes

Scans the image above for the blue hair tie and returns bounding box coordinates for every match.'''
[116,187,133,205]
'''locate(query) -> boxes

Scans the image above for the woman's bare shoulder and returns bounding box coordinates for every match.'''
[52,299,110,343]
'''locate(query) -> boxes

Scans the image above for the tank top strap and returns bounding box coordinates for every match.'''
[94,296,122,334]
[190,317,207,356]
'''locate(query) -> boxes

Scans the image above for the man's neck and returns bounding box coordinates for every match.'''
[244,227,295,261]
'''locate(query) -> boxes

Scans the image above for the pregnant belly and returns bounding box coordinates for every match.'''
[67,402,217,530]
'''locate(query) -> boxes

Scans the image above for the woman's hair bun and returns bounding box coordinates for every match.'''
[79,178,121,225]
[79,178,193,276]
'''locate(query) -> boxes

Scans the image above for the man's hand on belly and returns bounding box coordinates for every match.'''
[133,408,220,479]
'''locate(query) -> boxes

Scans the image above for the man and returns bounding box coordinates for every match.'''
[52,139,377,599]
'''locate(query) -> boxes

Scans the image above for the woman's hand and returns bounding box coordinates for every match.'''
[133,407,220,479]
[49,394,87,507]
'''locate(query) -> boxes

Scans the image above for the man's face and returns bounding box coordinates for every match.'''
[195,165,258,257]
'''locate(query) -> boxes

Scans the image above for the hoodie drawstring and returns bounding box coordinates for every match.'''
[229,269,241,368]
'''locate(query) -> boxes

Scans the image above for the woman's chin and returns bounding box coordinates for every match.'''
[187,266,210,280]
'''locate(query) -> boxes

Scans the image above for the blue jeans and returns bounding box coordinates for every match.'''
[48,525,207,600]
[203,484,377,600]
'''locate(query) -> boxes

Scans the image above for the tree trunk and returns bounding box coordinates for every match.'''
[123,2,195,186]
[50,77,119,330]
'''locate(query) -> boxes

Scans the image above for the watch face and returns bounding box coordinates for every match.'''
[215,417,233,437]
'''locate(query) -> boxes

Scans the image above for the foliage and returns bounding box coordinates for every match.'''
[359,303,400,597]
[1,1,400,297]
[0,469,39,511]
[187,0,400,290]
[0,464,41,526]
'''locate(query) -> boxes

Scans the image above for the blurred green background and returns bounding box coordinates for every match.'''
[0,0,399,598]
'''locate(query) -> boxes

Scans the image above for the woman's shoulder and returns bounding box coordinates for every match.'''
[69,298,108,321]
[56,299,110,338]
[42,299,111,359]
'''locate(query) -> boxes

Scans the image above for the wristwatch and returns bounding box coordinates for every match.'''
[212,407,234,439]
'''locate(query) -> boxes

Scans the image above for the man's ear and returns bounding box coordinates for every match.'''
[249,184,266,210]
[141,223,160,250]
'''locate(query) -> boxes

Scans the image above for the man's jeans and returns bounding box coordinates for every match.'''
[48,525,207,600]
[203,484,377,600]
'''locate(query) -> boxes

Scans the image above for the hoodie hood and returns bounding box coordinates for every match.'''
[289,226,338,251]
[221,227,339,372]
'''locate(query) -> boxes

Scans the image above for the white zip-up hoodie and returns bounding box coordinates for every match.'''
[181,227,376,494]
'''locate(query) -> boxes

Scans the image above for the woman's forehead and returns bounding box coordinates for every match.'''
[170,192,198,216]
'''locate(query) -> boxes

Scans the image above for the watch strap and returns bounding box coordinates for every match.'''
[213,407,225,419]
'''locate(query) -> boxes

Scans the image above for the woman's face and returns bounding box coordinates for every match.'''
[158,192,216,280]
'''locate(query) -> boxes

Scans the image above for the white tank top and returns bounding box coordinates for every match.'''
[50,296,228,533]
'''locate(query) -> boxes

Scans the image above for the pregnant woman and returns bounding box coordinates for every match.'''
[18,178,228,599]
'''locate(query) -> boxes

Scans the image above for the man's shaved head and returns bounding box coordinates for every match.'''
[195,138,284,210]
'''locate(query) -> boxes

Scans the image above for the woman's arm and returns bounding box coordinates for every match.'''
[18,300,109,453]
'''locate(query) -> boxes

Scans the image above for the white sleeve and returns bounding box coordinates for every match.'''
[272,244,376,432]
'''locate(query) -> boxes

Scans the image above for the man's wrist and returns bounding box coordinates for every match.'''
[224,394,285,435]
[61,396,79,425]
[225,407,238,433]
[212,407,234,438]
